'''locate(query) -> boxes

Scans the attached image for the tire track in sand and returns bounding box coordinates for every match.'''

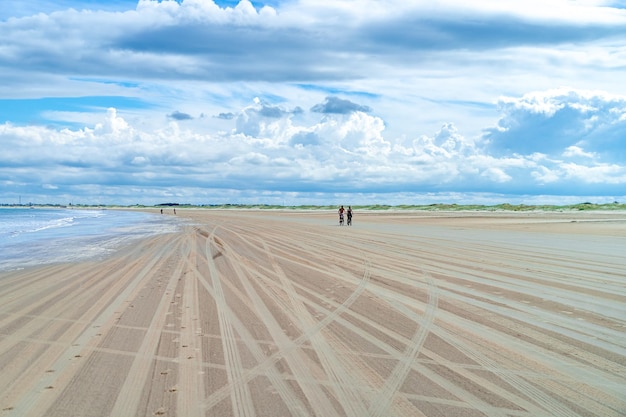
[198,224,374,416]
[209,229,335,417]
[217,222,440,417]
[246,238,372,417]
[203,225,255,417]
[189,232,313,416]
[235,238,372,417]
[281,273,527,417]
[11,234,181,417]
[367,270,438,417]
[108,234,186,417]
[359,270,587,417]
[175,230,206,417]
[185,226,313,416]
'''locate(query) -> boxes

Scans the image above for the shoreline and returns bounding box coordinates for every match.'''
[0,208,184,273]
[1,210,624,416]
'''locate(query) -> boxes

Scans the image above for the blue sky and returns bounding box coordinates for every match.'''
[1,0,626,206]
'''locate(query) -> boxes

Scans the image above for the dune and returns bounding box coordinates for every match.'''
[0,209,624,417]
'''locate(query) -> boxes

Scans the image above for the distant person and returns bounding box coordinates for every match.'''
[160,208,163,214]
[338,205,345,226]
[347,206,353,226]
[173,208,176,215]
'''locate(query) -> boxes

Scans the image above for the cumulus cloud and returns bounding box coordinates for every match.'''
[1,88,625,205]
[94,108,130,135]
[1,1,626,204]
[483,88,626,161]
[234,97,299,138]
[481,167,512,183]
[311,97,371,114]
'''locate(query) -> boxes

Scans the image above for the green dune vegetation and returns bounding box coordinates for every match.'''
[6,202,625,211]
[141,201,626,211]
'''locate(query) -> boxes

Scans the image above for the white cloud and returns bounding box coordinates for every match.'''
[1,2,626,204]
[561,162,626,183]
[481,167,512,183]
[483,88,626,160]
[4,85,625,205]
[531,166,561,184]
[131,156,149,165]
[563,145,596,159]
[94,108,131,135]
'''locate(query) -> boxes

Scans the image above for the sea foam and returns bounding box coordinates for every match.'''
[0,208,182,271]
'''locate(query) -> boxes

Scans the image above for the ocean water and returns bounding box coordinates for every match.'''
[0,208,182,271]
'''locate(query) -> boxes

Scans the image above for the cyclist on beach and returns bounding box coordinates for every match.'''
[338,205,345,225]
[347,206,353,226]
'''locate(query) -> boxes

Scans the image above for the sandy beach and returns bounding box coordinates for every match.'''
[0,209,625,417]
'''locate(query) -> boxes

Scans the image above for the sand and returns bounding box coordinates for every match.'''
[0,209,624,417]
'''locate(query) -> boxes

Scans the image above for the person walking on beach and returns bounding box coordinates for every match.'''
[347,206,353,226]
[338,205,345,225]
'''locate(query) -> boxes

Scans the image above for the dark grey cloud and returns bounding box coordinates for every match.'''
[3,3,625,85]
[359,13,625,53]
[311,97,371,114]
[216,112,236,120]
[168,111,193,121]
[112,23,350,82]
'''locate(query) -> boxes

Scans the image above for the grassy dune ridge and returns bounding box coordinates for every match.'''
[5,202,625,211]
[143,202,626,211]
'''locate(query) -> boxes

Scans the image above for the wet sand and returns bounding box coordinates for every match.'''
[0,209,625,417]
